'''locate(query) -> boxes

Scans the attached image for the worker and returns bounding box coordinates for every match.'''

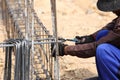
[51,0,120,79]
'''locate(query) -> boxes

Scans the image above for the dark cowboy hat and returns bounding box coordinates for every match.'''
[97,0,120,11]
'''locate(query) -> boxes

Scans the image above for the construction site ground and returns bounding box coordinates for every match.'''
[0,0,116,80]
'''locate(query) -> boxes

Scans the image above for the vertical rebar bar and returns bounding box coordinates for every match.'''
[25,0,28,40]
[31,0,34,79]
[50,0,60,80]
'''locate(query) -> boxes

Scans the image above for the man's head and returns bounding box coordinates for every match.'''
[97,0,120,12]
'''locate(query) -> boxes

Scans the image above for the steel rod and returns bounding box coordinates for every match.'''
[50,0,60,80]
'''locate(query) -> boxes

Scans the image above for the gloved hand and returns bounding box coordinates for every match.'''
[51,42,67,57]
[75,35,95,45]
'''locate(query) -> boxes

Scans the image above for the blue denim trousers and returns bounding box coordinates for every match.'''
[96,30,120,80]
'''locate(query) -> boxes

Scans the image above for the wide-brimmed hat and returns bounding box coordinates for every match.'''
[97,0,120,11]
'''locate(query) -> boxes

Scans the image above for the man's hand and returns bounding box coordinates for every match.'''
[51,42,67,57]
[75,35,95,45]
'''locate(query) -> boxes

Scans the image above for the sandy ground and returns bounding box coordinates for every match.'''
[0,5,7,79]
[0,0,116,80]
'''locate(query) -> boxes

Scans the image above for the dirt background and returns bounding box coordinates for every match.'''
[0,0,116,80]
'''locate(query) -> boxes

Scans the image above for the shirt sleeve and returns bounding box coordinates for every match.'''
[64,17,120,58]
[91,18,116,40]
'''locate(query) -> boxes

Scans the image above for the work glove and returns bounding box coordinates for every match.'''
[75,35,94,45]
[51,42,67,57]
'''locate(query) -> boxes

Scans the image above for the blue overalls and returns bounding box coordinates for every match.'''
[95,29,120,80]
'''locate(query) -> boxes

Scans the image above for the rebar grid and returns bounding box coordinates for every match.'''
[1,0,59,80]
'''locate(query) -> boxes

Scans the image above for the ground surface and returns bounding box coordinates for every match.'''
[0,0,7,79]
[0,0,116,80]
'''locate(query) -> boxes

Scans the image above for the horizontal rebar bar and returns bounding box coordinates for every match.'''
[0,40,61,48]
[0,43,14,47]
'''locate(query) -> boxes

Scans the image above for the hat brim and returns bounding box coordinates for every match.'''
[97,0,120,11]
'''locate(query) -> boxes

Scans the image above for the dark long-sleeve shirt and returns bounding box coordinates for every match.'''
[64,16,120,58]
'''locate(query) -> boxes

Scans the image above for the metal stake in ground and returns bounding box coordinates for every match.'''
[50,0,60,80]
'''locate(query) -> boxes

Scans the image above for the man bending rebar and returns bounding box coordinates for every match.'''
[51,0,120,79]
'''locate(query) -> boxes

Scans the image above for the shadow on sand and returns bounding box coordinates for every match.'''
[61,68,98,80]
